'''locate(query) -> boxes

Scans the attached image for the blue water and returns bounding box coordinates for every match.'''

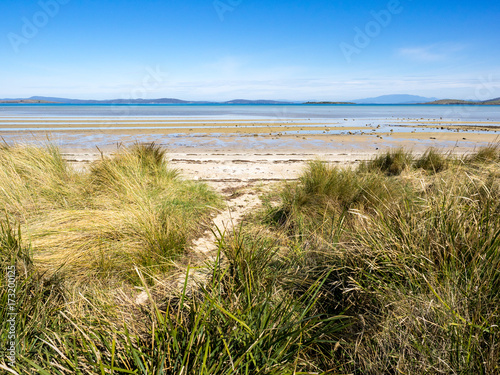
[1,104,498,150]
[1,104,500,121]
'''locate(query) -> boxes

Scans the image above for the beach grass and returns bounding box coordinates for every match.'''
[414,146,449,173]
[359,147,414,175]
[0,143,221,283]
[261,146,500,373]
[1,145,499,374]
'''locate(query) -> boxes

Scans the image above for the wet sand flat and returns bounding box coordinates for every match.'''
[1,116,498,182]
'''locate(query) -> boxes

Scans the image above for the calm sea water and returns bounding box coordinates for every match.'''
[1,104,500,121]
[1,104,498,150]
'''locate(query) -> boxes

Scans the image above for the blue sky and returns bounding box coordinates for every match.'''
[1,0,499,101]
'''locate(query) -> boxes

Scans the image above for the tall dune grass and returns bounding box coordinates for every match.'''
[0,143,220,283]
[263,146,500,373]
[467,144,500,164]
[1,201,348,374]
[1,145,499,373]
[0,144,81,218]
[359,147,414,175]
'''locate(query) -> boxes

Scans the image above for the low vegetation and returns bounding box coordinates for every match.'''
[0,143,220,284]
[359,147,414,175]
[1,144,499,374]
[260,145,500,373]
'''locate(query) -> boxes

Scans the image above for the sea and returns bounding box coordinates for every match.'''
[1,104,499,150]
[1,103,500,121]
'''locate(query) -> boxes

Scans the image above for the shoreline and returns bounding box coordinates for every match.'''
[1,116,498,183]
[64,150,375,182]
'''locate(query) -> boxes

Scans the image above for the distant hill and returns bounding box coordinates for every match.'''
[0,96,291,105]
[483,97,500,105]
[27,96,207,104]
[224,99,291,104]
[425,98,500,105]
[351,94,438,104]
[305,101,356,105]
[424,99,478,105]
[0,99,56,104]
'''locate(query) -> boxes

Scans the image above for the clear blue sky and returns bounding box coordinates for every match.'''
[1,0,499,101]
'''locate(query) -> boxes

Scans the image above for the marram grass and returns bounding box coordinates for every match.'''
[1,145,499,374]
[262,146,500,374]
[0,143,221,283]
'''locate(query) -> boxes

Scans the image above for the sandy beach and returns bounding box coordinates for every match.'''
[1,116,498,185]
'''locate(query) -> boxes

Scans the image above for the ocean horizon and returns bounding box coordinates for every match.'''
[1,103,500,122]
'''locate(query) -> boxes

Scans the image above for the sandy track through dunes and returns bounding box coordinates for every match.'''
[134,181,263,305]
[190,189,262,256]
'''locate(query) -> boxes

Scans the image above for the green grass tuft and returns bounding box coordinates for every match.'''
[360,147,414,175]
[467,144,500,164]
[266,160,406,235]
[414,147,448,173]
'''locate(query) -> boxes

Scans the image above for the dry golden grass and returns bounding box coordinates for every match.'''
[1,145,499,374]
[0,143,221,284]
[260,147,500,374]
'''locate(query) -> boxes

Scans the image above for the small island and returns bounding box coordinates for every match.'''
[305,101,356,105]
[0,99,56,104]
[424,98,500,105]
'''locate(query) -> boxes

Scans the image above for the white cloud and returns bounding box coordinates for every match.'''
[397,43,466,62]
[3,68,499,102]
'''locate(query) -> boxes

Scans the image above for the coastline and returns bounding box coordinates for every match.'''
[0,116,500,183]
[1,110,498,182]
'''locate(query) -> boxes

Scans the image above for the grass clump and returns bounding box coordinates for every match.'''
[337,168,500,373]
[0,218,69,374]
[467,144,500,164]
[260,147,500,373]
[414,147,448,173]
[89,142,177,192]
[109,232,349,374]
[0,144,81,218]
[0,143,220,283]
[360,147,414,175]
[267,160,406,234]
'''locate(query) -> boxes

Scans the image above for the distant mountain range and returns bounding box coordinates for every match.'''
[224,99,292,104]
[1,95,500,105]
[0,96,293,105]
[312,94,500,105]
[350,94,438,104]
[424,98,500,105]
[305,101,355,105]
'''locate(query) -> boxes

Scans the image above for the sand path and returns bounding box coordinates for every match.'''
[190,186,262,256]
[134,181,264,305]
